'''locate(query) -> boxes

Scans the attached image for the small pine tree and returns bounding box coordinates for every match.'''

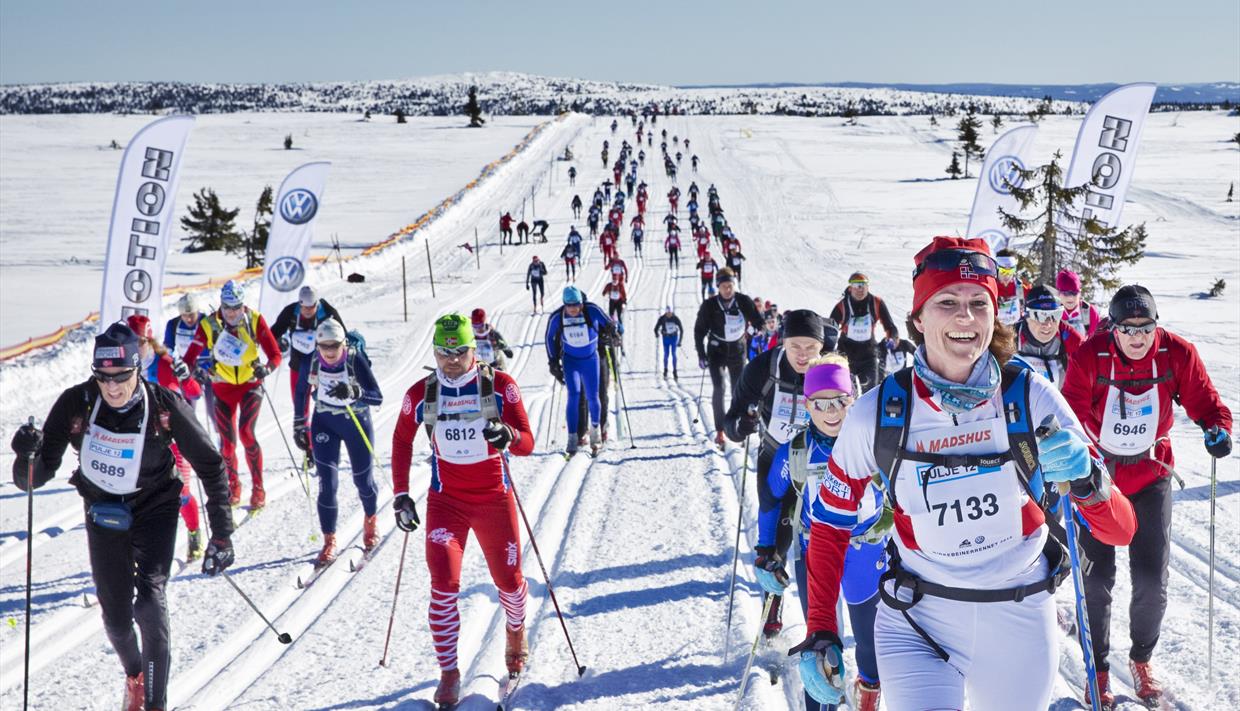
[991,114,1003,133]
[109,139,121,150]
[230,185,273,268]
[181,188,242,253]
[283,133,293,150]
[395,107,407,124]
[363,109,371,120]
[1208,278,1226,297]
[1232,132,1240,146]
[946,151,963,179]
[929,115,938,126]
[956,109,984,178]
[1228,182,1235,202]
[999,150,1146,294]
[842,103,859,125]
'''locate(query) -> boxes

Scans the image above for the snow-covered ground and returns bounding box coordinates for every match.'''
[0,110,1236,710]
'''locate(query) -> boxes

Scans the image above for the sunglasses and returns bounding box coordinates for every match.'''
[318,341,343,351]
[913,249,998,281]
[1027,307,1063,323]
[93,368,136,383]
[809,395,853,412]
[848,281,868,287]
[998,266,1016,277]
[434,346,471,358]
[1114,321,1157,336]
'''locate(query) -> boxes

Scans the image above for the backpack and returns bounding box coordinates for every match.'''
[346,329,371,366]
[421,363,501,435]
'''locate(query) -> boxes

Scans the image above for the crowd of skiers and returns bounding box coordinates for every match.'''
[8,118,1233,711]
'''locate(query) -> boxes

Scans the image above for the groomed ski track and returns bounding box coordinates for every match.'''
[0,111,1236,709]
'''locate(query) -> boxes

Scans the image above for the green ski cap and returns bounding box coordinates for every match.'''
[433,313,477,349]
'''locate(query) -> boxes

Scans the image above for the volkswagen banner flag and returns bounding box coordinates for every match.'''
[259,162,331,324]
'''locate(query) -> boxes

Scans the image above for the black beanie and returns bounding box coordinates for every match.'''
[1109,285,1158,323]
[93,322,141,370]
[781,309,825,342]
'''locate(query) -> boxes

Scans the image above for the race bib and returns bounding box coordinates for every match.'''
[432,392,490,464]
[998,296,1022,326]
[79,388,148,495]
[291,329,317,355]
[767,389,809,445]
[664,323,680,336]
[723,312,746,341]
[213,331,247,367]
[316,367,353,407]
[173,327,194,358]
[563,320,591,348]
[477,339,496,364]
[1099,380,1158,456]
[846,314,873,342]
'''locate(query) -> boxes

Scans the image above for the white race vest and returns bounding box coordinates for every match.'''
[315,366,353,407]
[476,338,496,365]
[663,322,680,336]
[997,295,1022,325]
[1022,354,1066,389]
[432,392,489,464]
[723,311,746,341]
[213,330,247,367]
[290,328,317,355]
[899,411,1023,566]
[767,389,810,445]
[1098,360,1160,456]
[846,314,874,342]
[173,323,195,359]
[80,387,149,495]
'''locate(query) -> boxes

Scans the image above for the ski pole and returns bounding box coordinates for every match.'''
[733,595,775,711]
[345,404,389,489]
[693,366,706,425]
[1036,416,1100,711]
[609,346,637,449]
[220,571,293,645]
[379,531,411,668]
[259,383,311,498]
[507,464,586,677]
[723,435,751,664]
[22,416,34,709]
[1208,453,1217,685]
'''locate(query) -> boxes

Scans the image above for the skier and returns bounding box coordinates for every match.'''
[270,285,347,408]
[602,180,612,202]
[470,309,516,371]
[995,249,1027,326]
[587,207,600,238]
[293,318,383,565]
[753,354,888,711]
[694,227,712,261]
[567,165,577,186]
[654,306,684,379]
[665,230,682,270]
[1056,269,1102,339]
[696,253,720,300]
[693,268,765,448]
[499,212,514,245]
[389,314,536,709]
[724,245,746,285]
[721,230,741,256]
[531,219,549,243]
[828,273,899,393]
[515,220,529,244]
[691,154,699,172]
[605,253,629,285]
[792,236,1135,711]
[545,286,616,455]
[632,222,645,257]
[1012,285,1083,389]
[601,278,628,328]
[748,311,783,359]
[163,293,215,420]
[560,241,580,282]
[570,194,583,219]
[1061,284,1232,708]
[599,227,618,264]
[182,280,282,509]
[725,310,832,634]
[11,322,235,711]
[668,186,681,214]
[526,255,548,312]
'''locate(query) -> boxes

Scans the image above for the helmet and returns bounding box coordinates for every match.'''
[220,280,245,308]
[471,308,486,326]
[177,293,198,315]
[315,318,346,344]
[562,286,583,305]
[433,313,477,349]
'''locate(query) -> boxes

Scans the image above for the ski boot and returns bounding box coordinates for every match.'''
[855,679,881,711]
[762,594,783,638]
[249,484,266,511]
[316,533,338,568]
[1129,659,1162,707]
[663,368,668,378]
[434,668,461,709]
[565,434,579,458]
[589,425,602,455]
[362,514,379,553]
[122,671,144,711]
[227,476,242,507]
[600,423,609,443]
[673,368,678,381]
[505,625,530,676]
[186,530,204,561]
[1084,669,1114,710]
[715,431,726,450]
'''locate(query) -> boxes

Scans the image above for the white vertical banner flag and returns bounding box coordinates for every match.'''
[99,115,195,326]
[1060,83,1157,238]
[965,124,1039,251]
[259,161,331,324]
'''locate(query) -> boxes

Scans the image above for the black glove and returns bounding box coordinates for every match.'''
[202,537,234,576]
[171,357,190,381]
[549,360,565,384]
[326,381,360,401]
[293,425,310,452]
[698,357,708,370]
[1205,426,1232,459]
[193,368,212,385]
[278,336,290,353]
[503,348,514,359]
[483,422,515,451]
[11,424,42,459]
[394,494,420,532]
[252,363,270,381]
[735,407,760,438]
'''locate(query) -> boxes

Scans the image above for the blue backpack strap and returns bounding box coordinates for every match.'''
[1000,364,1044,504]
[872,367,915,510]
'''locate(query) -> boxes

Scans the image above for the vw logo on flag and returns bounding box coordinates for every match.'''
[267,256,305,292]
[988,155,1026,195]
[280,188,319,225]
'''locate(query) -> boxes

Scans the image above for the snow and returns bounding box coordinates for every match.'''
[0,109,1237,710]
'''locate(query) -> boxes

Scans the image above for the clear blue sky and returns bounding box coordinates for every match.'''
[2,0,1236,86]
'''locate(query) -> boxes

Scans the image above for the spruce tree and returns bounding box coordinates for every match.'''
[181,188,242,253]
[283,133,293,150]
[956,108,983,178]
[991,114,1003,133]
[395,107,407,124]
[946,151,963,179]
[929,115,938,127]
[999,150,1146,295]
[230,185,273,268]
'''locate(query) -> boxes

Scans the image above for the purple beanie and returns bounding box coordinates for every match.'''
[1056,270,1082,294]
[804,361,853,397]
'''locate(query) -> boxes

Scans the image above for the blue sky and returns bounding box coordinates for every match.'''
[2,0,1236,86]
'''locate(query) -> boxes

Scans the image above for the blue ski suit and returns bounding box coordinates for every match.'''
[545,302,613,436]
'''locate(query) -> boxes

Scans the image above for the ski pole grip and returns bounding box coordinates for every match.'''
[1034,415,1070,495]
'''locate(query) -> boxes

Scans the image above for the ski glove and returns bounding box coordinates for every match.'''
[549,360,565,385]
[503,348,514,359]
[252,363,271,381]
[1037,428,1091,485]
[11,423,42,459]
[698,358,708,370]
[326,381,360,401]
[202,538,234,577]
[753,546,790,595]
[278,336,290,353]
[788,630,846,706]
[293,426,310,452]
[192,368,212,386]
[171,357,190,381]
[1205,427,1232,459]
[394,494,420,533]
[734,409,760,438]
[483,422,516,451]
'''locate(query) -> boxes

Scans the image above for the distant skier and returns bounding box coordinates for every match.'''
[470,309,515,371]
[665,231,682,270]
[725,245,746,285]
[1012,285,1083,388]
[560,241,580,282]
[570,194,583,219]
[654,306,685,379]
[531,219,550,243]
[499,212,515,245]
[526,255,548,312]
[696,253,720,300]
[568,165,577,186]
[693,268,764,448]
[994,249,1027,326]
[1056,269,1103,338]
[827,273,899,393]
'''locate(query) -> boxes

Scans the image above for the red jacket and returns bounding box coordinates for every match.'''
[1062,328,1232,495]
[602,281,627,304]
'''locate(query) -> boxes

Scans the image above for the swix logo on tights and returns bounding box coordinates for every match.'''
[429,528,455,546]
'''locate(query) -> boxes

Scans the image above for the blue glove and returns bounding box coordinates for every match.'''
[788,631,846,705]
[1037,428,1091,484]
[1205,427,1232,459]
[753,546,789,595]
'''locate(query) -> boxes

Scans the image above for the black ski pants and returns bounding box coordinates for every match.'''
[1079,475,1173,671]
[840,338,882,393]
[529,278,544,309]
[708,350,744,435]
